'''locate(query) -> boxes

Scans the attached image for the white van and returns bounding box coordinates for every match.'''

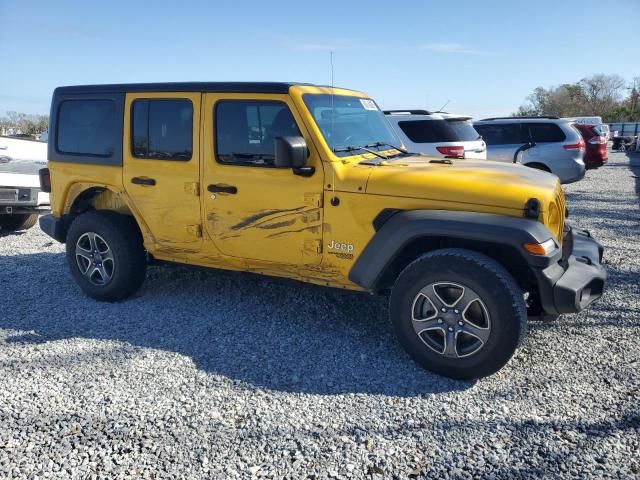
[385,110,486,159]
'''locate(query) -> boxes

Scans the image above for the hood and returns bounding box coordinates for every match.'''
[365,155,560,213]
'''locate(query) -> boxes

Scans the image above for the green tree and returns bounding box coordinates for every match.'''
[514,74,631,120]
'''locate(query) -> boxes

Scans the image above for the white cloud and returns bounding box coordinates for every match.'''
[421,43,480,55]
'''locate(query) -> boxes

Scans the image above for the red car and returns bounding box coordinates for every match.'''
[574,124,608,169]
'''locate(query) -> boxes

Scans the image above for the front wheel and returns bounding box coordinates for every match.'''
[390,248,527,380]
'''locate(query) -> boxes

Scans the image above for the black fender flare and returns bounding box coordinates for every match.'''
[348,209,558,290]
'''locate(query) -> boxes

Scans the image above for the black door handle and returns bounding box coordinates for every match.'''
[208,184,237,194]
[131,177,156,186]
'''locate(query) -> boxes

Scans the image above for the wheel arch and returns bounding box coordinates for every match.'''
[349,210,557,298]
[58,184,145,242]
[524,162,551,172]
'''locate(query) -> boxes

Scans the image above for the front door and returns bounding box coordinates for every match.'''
[201,93,324,265]
[123,92,202,250]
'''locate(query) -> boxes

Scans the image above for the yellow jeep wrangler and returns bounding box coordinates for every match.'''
[39,82,606,379]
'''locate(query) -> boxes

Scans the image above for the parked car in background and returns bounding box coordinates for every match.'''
[384,110,486,159]
[573,124,608,169]
[564,117,610,141]
[0,136,49,231]
[474,117,585,184]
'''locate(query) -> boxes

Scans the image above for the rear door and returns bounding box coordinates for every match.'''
[520,122,567,165]
[474,123,523,162]
[123,92,202,250]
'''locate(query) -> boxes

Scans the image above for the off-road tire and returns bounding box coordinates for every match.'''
[390,248,527,380]
[0,213,38,231]
[66,211,146,302]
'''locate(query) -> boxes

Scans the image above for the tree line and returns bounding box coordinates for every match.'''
[0,111,49,136]
[515,74,640,122]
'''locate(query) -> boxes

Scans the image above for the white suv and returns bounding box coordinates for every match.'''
[384,110,486,159]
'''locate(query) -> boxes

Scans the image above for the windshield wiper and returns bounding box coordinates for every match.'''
[333,145,388,160]
[364,142,409,154]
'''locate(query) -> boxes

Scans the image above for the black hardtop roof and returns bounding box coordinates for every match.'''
[53,82,358,95]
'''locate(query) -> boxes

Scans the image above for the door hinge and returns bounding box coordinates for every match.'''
[186,224,202,237]
[184,182,200,196]
[304,192,322,207]
[304,238,322,254]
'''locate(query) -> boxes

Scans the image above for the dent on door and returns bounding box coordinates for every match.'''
[201,94,325,265]
[206,193,323,256]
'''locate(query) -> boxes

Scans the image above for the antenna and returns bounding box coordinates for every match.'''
[330,51,334,90]
[437,99,450,112]
[330,51,335,137]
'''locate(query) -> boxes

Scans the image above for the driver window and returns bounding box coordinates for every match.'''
[215,100,300,167]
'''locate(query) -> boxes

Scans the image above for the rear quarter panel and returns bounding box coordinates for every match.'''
[48,163,125,217]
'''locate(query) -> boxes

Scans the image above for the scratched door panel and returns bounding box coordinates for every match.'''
[201,93,324,265]
[123,92,202,251]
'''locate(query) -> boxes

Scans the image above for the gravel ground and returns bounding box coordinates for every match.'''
[1,151,638,479]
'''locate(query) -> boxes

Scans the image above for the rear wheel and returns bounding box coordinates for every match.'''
[0,213,38,231]
[66,211,146,302]
[390,248,527,380]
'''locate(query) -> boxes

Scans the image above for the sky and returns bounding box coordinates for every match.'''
[1,0,639,119]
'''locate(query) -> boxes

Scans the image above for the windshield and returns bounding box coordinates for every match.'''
[303,94,403,157]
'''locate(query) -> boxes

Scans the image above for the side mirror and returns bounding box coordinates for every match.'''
[274,136,307,169]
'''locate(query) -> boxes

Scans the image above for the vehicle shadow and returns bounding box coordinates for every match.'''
[0,229,27,238]
[0,251,473,396]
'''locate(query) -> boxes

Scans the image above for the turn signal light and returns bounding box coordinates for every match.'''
[523,238,557,256]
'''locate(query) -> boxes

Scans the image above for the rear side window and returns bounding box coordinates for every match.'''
[397,119,479,143]
[474,123,522,145]
[524,123,566,143]
[57,100,115,156]
[590,125,603,136]
[215,100,300,167]
[131,99,193,160]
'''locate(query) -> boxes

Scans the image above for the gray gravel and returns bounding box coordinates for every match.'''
[1,151,639,479]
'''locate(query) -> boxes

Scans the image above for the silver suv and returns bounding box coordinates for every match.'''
[473,117,586,184]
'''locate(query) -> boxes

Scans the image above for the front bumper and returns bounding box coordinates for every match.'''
[534,227,606,315]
